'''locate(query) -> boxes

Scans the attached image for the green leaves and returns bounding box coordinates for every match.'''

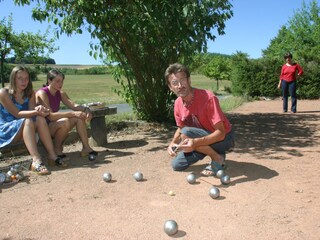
[13,0,233,122]
[0,13,58,86]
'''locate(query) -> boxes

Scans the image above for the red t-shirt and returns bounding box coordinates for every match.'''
[280,63,304,82]
[174,88,232,134]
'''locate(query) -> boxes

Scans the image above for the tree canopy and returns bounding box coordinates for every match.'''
[15,0,233,122]
[231,0,320,99]
[0,14,57,87]
[262,0,320,63]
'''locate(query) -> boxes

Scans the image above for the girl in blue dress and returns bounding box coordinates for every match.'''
[0,66,66,175]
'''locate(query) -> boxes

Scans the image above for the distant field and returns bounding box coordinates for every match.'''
[32,73,233,109]
[46,64,102,69]
[33,74,124,106]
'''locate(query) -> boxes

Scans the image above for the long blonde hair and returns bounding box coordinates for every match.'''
[8,66,33,99]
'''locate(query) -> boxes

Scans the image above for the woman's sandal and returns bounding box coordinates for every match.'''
[30,162,51,175]
[48,157,68,168]
[80,150,98,157]
[57,154,70,161]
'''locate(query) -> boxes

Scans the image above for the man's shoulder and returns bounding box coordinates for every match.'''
[195,88,215,98]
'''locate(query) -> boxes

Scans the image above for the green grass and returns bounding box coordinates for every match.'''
[33,74,124,106]
[32,73,245,121]
[191,74,232,94]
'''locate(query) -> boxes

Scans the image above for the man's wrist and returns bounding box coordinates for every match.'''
[193,137,204,147]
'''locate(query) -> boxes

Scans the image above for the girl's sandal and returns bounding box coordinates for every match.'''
[30,162,51,175]
[57,154,70,161]
[48,157,68,168]
[80,150,98,157]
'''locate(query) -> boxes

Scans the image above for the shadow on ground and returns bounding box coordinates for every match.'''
[227,112,319,160]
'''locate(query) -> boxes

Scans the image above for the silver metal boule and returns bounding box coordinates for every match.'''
[4,174,12,183]
[10,167,17,174]
[209,186,220,199]
[216,169,225,178]
[221,175,231,185]
[0,172,6,184]
[103,172,112,182]
[88,154,96,161]
[186,173,196,184]
[164,220,178,236]
[15,173,24,181]
[6,170,13,177]
[133,171,143,181]
[13,164,22,172]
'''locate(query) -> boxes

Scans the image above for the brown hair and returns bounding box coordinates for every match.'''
[44,69,65,86]
[284,52,293,59]
[8,66,33,99]
[164,63,190,85]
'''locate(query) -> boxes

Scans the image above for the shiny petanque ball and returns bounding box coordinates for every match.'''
[13,164,22,171]
[133,171,143,181]
[6,170,14,177]
[15,173,24,181]
[88,154,96,161]
[10,167,18,174]
[4,174,12,183]
[0,172,6,184]
[216,169,225,179]
[102,172,112,182]
[220,175,231,185]
[164,220,178,236]
[186,173,197,184]
[209,186,220,199]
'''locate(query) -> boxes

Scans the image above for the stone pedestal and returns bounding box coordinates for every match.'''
[89,106,117,146]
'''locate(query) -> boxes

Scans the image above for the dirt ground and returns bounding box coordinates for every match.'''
[0,99,319,240]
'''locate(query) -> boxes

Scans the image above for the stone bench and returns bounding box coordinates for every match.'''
[0,106,117,157]
[0,142,28,159]
[89,106,117,146]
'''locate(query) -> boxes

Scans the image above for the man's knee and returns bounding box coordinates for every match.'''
[171,159,188,171]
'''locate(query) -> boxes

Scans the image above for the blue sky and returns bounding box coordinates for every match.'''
[0,0,315,65]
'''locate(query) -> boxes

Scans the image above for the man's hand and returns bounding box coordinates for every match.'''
[167,139,190,156]
[167,143,179,157]
[178,138,194,153]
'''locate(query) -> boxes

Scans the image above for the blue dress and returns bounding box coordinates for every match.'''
[0,96,29,148]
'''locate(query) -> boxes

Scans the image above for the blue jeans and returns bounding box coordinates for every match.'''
[171,127,235,171]
[281,80,297,112]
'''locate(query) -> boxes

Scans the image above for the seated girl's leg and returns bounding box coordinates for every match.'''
[22,118,42,162]
[74,118,94,154]
[49,118,72,155]
[35,116,58,161]
[23,118,50,174]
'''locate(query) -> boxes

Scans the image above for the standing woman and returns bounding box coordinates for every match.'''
[277,52,304,113]
[36,69,97,160]
[0,66,64,175]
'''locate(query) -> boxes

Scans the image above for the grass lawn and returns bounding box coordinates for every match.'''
[33,74,124,106]
[32,73,244,115]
